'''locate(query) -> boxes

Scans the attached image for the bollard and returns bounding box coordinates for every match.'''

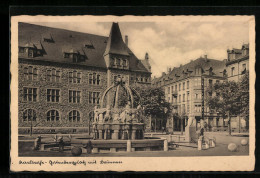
[169,134,172,142]
[164,139,168,151]
[198,136,203,150]
[205,141,209,149]
[127,140,131,152]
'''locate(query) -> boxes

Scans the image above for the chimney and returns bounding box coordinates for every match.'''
[162,72,166,76]
[125,35,128,46]
[145,52,149,60]
[204,54,207,61]
[167,67,171,73]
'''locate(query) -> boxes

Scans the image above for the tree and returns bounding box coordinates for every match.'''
[238,71,249,124]
[206,80,241,135]
[132,84,171,131]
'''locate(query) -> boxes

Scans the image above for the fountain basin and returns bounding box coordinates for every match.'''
[71,137,165,152]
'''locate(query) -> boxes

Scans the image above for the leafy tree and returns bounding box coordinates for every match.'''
[206,80,241,135]
[131,84,171,130]
[206,72,249,135]
[238,71,249,123]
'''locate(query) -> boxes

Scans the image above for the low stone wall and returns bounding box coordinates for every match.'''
[18,127,89,134]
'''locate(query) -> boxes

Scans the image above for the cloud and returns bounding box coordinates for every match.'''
[30,19,249,78]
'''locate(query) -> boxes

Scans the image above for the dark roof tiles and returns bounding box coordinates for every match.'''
[18,22,149,73]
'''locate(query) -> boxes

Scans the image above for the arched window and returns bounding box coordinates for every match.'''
[47,69,61,82]
[23,109,37,122]
[68,110,80,122]
[33,68,38,80]
[24,66,38,81]
[47,110,60,122]
[97,74,101,85]
[93,73,96,84]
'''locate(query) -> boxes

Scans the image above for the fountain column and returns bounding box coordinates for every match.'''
[112,130,119,140]
[98,130,103,139]
[131,129,136,140]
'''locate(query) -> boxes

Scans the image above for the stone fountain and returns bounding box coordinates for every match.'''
[92,77,145,141]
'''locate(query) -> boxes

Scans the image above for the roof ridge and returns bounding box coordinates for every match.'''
[19,22,109,39]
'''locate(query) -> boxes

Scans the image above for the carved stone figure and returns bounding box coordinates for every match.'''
[98,113,104,123]
[104,105,112,122]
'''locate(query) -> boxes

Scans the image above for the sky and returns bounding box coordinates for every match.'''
[31,19,249,77]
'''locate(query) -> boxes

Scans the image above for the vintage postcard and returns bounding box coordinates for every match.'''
[10,15,255,172]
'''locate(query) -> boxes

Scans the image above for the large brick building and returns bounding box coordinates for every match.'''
[152,44,249,133]
[18,22,151,134]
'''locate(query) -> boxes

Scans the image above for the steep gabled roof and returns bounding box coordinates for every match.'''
[18,22,149,73]
[104,22,129,56]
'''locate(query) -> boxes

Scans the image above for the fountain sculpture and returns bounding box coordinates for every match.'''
[92,77,145,141]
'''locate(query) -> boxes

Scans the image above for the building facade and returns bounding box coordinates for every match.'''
[153,44,249,133]
[18,22,151,134]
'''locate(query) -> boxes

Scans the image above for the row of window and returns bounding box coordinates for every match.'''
[170,92,201,103]
[23,87,100,104]
[231,63,247,77]
[22,109,81,123]
[23,66,101,85]
[111,57,128,68]
[174,104,201,114]
[167,80,190,94]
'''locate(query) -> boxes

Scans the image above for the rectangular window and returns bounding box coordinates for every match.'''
[168,87,170,94]
[28,66,33,80]
[242,63,246,70]
[89,74,93,84]
[69,90,81,103]
[183,82,185,90]
[175,85,177,91]
[23,87,37,102]
[187,81,189,89]
[231,67,235,76]
[187,104,190,113]
[89,91,100,104]
[97,74,101,85]
[209,79,213,87]
[77,72,81,83]
[183,94,185,102]
[171,86,174,93]
[187,91,190,101]
[47,89,60,102]
[182,104,185,113]
[93,73,96,84]
[179,83,181,91]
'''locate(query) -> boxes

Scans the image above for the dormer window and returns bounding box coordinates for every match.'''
[19,47,25,53]
[42,33,54,43]
[28,49,34,57]
[209,67,213,75]
[223,69,227,77]
[73,54,78,63]
[64,53,70,58]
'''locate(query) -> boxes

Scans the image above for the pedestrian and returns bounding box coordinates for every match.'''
[86,140,93,154]
[34,136,41,150]
[58,136,64,152]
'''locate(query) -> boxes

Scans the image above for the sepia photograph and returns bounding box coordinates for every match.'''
[10,15,255,171]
